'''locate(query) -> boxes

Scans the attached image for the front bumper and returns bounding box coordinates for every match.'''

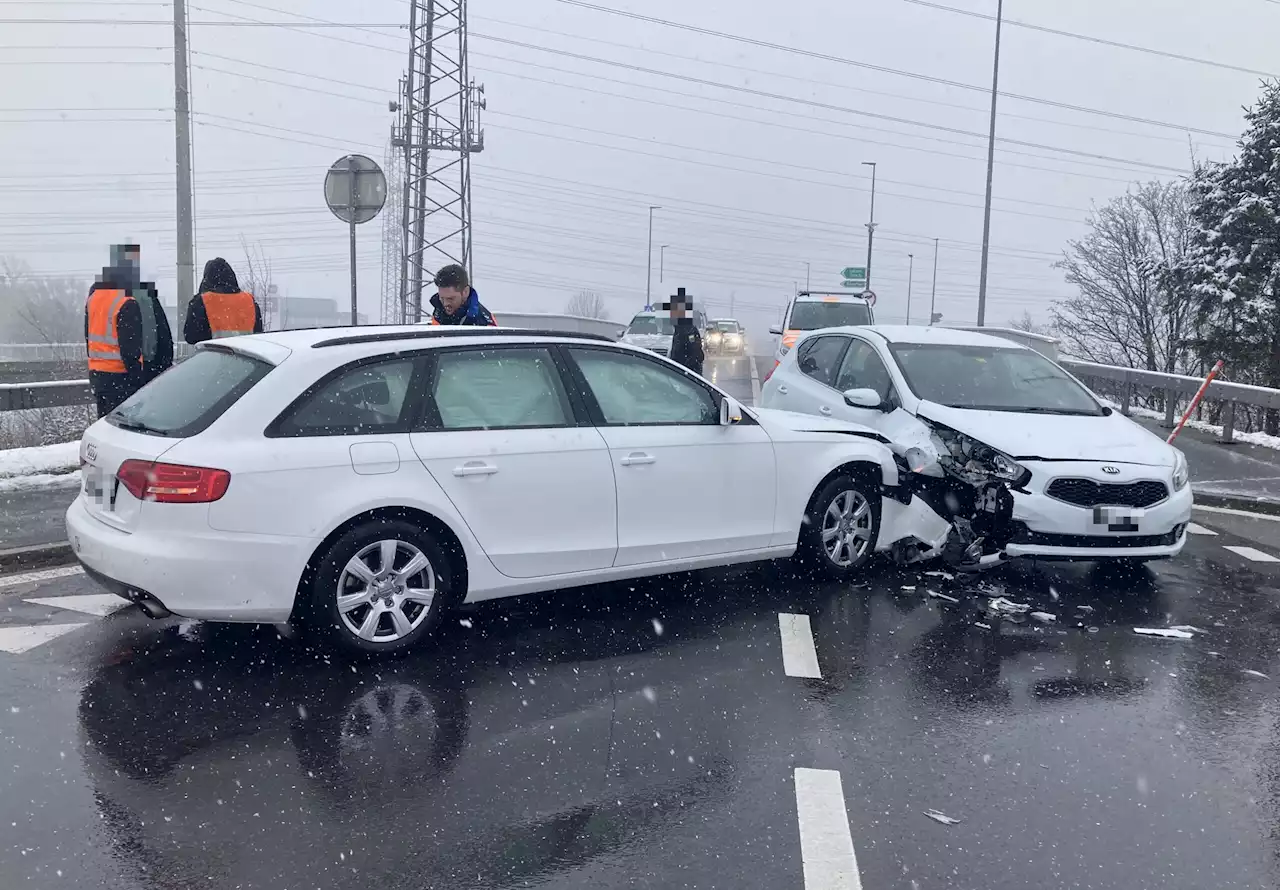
[66,495,310,623]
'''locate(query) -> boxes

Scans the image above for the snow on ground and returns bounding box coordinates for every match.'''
[0,441,80,480]
[0,470,81,493]
[1102,400,1280,452]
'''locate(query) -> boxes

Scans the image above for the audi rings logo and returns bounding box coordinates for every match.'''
[1101,465,1121,475]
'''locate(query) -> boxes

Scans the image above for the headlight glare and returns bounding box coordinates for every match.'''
[1172,450,1189,491]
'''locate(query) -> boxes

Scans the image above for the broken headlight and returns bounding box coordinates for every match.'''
[927,422,1031,488]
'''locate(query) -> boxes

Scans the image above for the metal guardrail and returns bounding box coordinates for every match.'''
[1061,359,1280,444]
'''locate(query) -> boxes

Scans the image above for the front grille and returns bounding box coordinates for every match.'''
[1009,522,1182,549]
[652,347,669,356]
[1045,478,1168,509]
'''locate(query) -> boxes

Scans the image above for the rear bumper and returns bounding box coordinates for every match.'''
[66,495,309,623]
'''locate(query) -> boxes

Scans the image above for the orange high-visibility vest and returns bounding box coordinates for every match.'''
[203,291,256,339]
[86,288,133,374]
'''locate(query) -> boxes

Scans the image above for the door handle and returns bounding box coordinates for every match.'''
[453,461,498,477]
[620,452,656,467]
[776,385,789,395]
[820,406,832,416]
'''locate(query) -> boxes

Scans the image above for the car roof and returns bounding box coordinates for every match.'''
[792,292,869,303]
[815,324,1034,350]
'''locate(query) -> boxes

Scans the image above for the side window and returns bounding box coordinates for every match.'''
[569,348,717,425]
[796,336,848,388]
[276,358,417,437]
[835,340,894,400]
[429,347,573,431]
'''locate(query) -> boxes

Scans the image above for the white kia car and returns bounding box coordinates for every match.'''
[760,325,1192,565]
[68,326,932,653]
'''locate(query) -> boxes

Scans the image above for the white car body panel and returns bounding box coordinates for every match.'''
[67,328,906,624]
[759,324,1192,561]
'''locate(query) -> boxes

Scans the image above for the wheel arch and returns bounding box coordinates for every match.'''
[804,460,887,517]
[291,506,470,622]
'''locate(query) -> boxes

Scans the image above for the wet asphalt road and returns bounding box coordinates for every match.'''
[7,354,1280,888]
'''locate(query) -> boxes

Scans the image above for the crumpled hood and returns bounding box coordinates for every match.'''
[755,408,889,443]
[917,401,1176,467]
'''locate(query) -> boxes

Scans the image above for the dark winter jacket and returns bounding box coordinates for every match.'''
[428,288,496,326]
[133,282,174,382]
[668,317,704,375]
[184,258,263,344]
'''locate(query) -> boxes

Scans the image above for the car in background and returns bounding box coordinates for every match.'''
[620,311,675,356]
[759,325,1192,566]
[706,319,747,355]
[767,292,875,374]
[68,326,925,655]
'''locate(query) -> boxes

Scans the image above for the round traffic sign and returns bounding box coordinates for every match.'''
[860,289,877,306]
[324,154,387,225]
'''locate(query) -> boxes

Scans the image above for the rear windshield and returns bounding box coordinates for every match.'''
[788,300,872,330]
[108,348,273,438]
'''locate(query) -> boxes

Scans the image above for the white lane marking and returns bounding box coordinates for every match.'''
[0,623,89,654]
[1196,475,1280,484]
[24,594,130,617]
[1193,504,1280,523]
[794,768,862,890]
[0,565,84,591]
[749,355,762,406]
[1186,523,1218,536]
[778,612,822,679]
[1223,545,1280,563]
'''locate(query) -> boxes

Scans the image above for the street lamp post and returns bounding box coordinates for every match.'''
[645,205,661,310]
[976,0,1004,326]
[906,253,914,325]
[930,238,940,325]
[660,244,670,283]
[862,161,877,291]
[805,261,811,291]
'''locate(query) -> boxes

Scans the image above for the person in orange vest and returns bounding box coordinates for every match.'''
[85,243,153,415]
[183,257,263,344]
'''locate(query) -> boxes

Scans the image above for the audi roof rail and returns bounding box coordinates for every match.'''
[311,327,617,348]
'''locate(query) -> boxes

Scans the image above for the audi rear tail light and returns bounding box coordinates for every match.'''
[116,460,231,504]
[762,360,780,383]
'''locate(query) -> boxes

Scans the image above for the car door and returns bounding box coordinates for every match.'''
[562,346,776,567]
[773,335,851,417]
[409,345,618,579]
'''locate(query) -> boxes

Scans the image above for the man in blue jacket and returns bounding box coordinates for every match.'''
[428,264,497,326]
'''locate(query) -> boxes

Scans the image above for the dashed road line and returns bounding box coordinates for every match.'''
[0,623,89,655]
[1193,504,1280,522]
[1186,523,1218,536]
[794,768,862,890]
[0,565,84,591]
[778,613,822,679]
[24,594,130,617]
[1223,545,1280,563]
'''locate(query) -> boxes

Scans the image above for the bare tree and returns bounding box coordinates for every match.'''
[1008,311,1055,336]
[0,258,84,351]
[1051,180,1195,374]
[565,289,610,320]
[239,237,275,329]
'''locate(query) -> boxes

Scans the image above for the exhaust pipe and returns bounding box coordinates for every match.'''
[130,590,172,619]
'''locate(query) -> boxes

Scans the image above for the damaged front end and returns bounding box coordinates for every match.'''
[884,418,1025,571]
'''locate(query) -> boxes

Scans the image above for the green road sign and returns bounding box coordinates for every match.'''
[841,266,866,281]
[840,280,864,288]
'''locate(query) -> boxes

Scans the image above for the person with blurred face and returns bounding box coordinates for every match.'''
[665,286,704,375]
[85,243,173,414]
[428,264,496,326]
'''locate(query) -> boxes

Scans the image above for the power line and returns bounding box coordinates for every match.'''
[0,18,405,26]
[901,0,1279,78]
[548,0,1237,138]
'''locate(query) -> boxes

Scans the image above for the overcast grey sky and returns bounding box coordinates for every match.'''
[1,0,1273,338]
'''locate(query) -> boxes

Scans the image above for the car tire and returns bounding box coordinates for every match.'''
[305,518,453,655]
[798,474,881,579]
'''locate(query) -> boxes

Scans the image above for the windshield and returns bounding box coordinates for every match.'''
[788,301,872,330]
[715,321,740,333]
[889,343,1103,415]
[627,316,674,336]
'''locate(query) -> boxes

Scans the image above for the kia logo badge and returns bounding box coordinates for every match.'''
[1101,465,1120,475]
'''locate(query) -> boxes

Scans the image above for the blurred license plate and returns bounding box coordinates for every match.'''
[1093,505,1143,532]
[83,468,117,510]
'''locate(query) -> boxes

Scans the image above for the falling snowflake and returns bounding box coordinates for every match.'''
[652,618,664,636]
[193,679,204,691]
[642,686,657,703]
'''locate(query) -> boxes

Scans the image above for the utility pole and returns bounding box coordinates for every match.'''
[930,237,939,325]
[976,0,1003,327]
[173,0,194,324]
[805,261,811,291]
[660,244,669,283]
[906,253,914,325]
[862,161,877,292]
[645,205,660,310]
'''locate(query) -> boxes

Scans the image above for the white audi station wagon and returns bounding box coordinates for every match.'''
[69,327,923,653]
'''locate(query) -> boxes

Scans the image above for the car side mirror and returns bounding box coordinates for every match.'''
[843,388,883,410]
[719,397,743,425]
[768,324,783,336]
